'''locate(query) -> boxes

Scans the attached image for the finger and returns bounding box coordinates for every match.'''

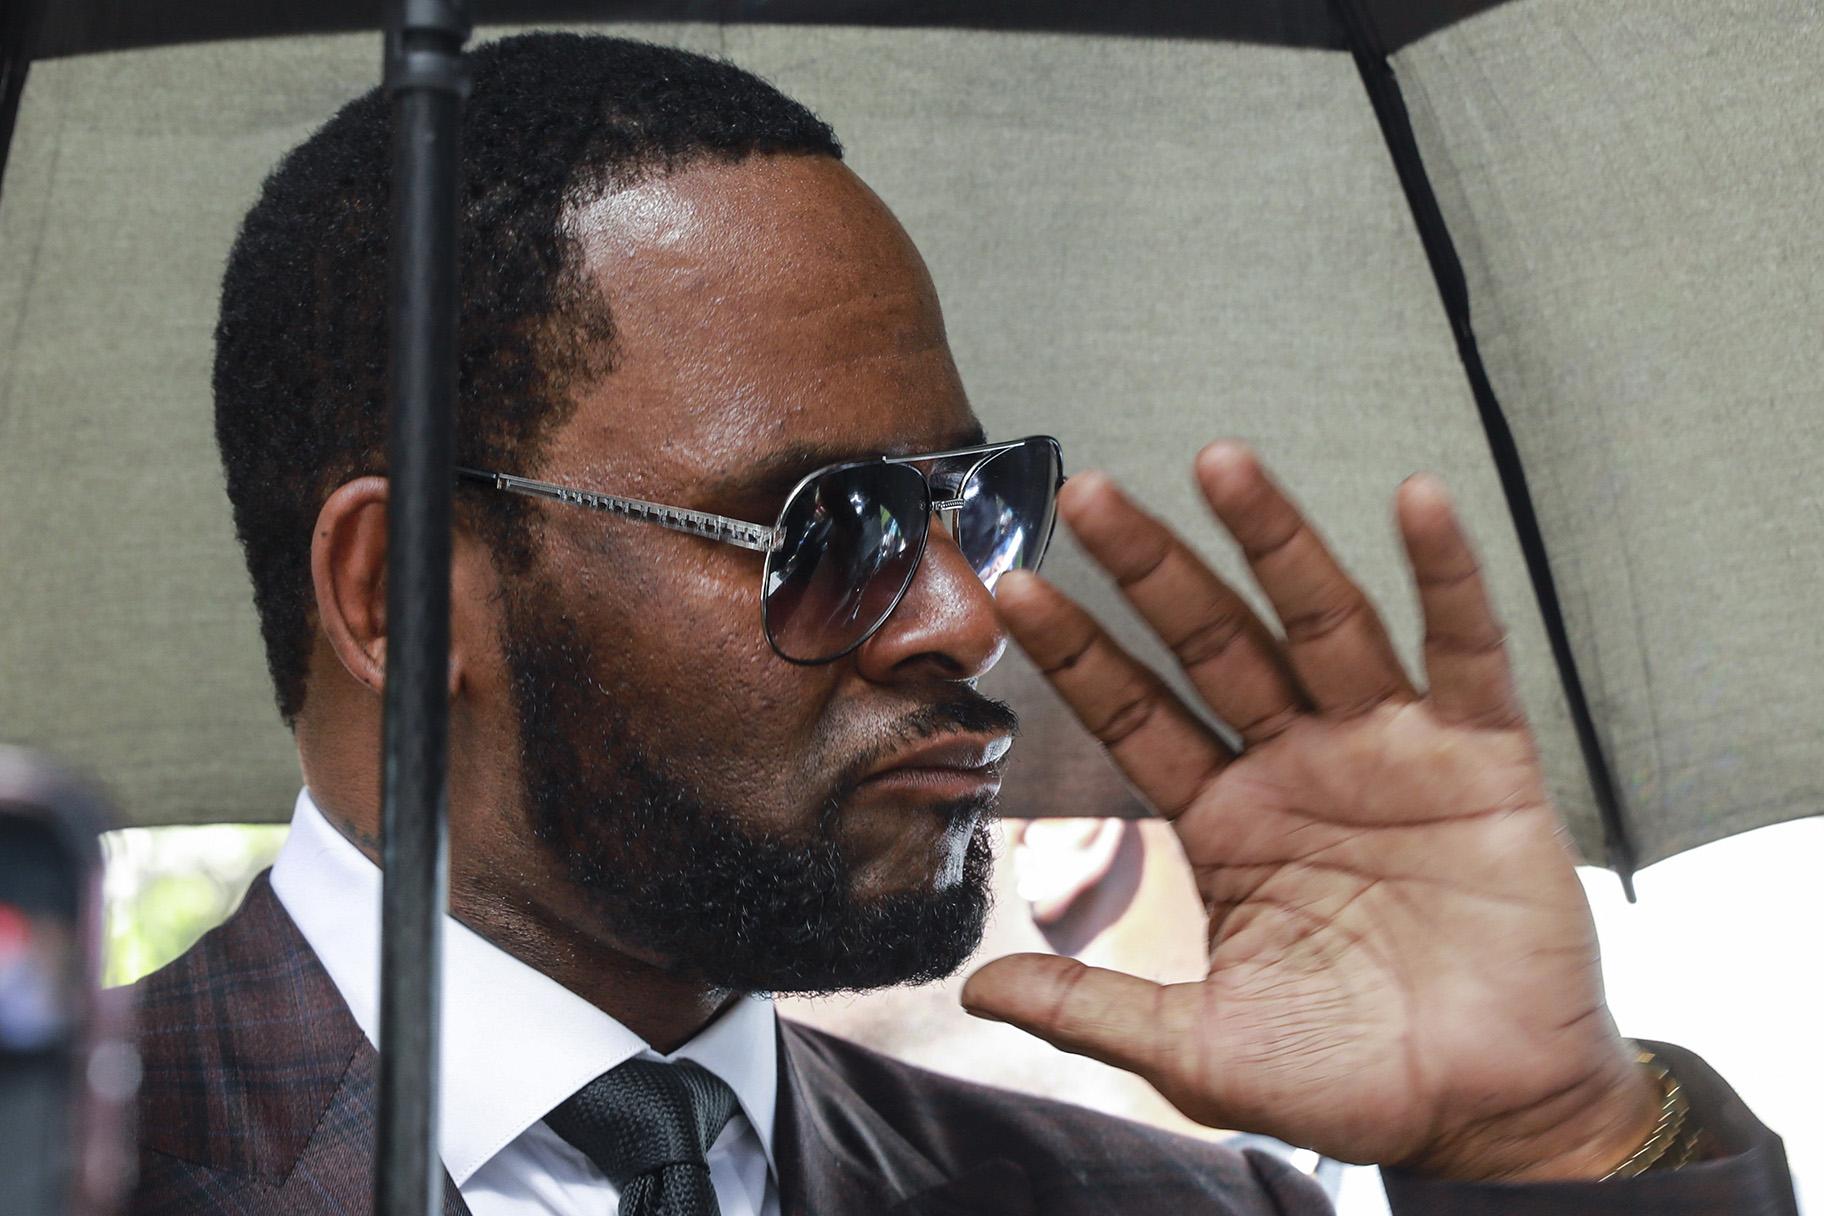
[997,570,1232,821]
[1196,442,1416,715]
[961,954,1197,1093]
[1397,475,1527,730]
[1058,472,1307,746]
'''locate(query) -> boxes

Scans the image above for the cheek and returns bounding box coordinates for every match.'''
[567,539,840,804]
[568,532,763,657]
[633,545,775,689]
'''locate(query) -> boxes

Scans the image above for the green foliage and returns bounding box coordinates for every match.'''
[103,824,288,987]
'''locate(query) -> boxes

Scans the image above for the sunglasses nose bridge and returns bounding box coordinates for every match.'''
[931,498,966,538]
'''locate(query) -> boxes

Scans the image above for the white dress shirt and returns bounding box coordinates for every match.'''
[270,790,780,1216]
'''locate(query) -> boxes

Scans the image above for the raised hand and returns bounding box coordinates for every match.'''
[962,442,1658,1181]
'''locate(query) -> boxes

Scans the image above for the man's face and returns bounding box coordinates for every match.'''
[472,155,1015,994]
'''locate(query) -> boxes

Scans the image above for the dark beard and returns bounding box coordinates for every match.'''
[501,592,1014,995]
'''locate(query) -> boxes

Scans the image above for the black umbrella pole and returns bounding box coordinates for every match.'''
[377,4,469,1216]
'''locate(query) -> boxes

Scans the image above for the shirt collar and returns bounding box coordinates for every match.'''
[269,789,779,1187]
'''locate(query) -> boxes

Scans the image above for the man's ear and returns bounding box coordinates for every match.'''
[1013,817,1130,925]
[311,477,393,695]
[312,477,486,703]
[1011,817,1144,957]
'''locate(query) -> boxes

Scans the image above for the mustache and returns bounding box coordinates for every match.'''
[829,691,1021,799]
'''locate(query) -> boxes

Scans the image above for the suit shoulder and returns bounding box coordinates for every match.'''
[781,1019,1318,1207]
[126,874,366,1181]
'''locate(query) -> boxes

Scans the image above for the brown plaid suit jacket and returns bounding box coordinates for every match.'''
[126,875,1798,1215]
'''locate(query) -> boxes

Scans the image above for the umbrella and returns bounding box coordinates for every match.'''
[2,3,1817,1212]
[5,1,1818,877]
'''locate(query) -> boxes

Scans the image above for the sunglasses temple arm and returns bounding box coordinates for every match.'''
[455,467,782,553]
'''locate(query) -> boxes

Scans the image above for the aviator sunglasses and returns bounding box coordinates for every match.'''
[457,434,1065,663]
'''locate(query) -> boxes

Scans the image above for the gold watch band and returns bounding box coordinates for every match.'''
[1602,1048,1706,1179]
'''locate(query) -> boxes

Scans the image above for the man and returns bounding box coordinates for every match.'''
[130,32,1798,1216]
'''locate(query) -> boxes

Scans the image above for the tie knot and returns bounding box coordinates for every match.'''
[546,1059,739,1190]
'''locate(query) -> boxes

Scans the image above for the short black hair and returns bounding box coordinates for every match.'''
[215,33,842,724]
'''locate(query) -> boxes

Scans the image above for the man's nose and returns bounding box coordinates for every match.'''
[852,519,1006,682]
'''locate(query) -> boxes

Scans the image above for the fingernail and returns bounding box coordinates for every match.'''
[1198,440,1251,471]
[1404,472,1451,501]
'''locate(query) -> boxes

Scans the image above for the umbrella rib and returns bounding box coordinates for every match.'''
[1326,0,1640,898]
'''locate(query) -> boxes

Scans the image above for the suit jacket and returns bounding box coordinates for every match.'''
[128,875,1798,1215]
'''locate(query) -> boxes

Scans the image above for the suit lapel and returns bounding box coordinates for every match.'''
[136,874,366,1182]
[774,1023,1033,1216]
[134,873,471,1215]
[262,1029,473,1215]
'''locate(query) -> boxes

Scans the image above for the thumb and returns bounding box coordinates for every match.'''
[961,953,1178,1086]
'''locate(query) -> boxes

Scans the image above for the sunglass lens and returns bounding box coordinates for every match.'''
[763,464,929,662]
[955,438,1062,589]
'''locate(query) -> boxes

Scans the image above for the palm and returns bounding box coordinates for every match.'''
[965,444,1644,1176]
[1174,709,1592,1163]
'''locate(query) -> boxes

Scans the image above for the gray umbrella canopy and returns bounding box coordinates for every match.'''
[1,1,1819,878]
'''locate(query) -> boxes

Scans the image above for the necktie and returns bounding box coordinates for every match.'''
[545,1058,739,1216]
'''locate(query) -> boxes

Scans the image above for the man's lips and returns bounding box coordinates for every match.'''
[854,733,1014,800]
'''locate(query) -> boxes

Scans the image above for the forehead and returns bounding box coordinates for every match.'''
[549,155,978,495]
